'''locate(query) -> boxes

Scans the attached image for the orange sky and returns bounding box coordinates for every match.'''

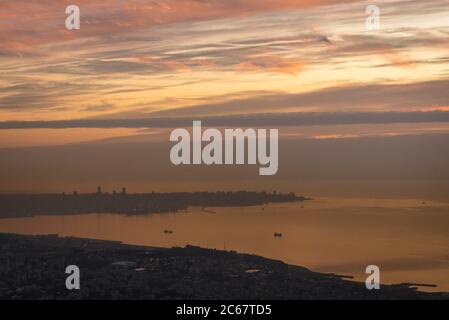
[0,0,449,147]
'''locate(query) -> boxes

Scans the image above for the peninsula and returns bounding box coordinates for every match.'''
[0,189,305,218]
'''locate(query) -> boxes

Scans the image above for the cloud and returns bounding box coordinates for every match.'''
[1,0,449,120]
[236,55,305,75]
[1,110,449,129]
[142,79,449,117]
[0,0,355,54]
[0,79,105,111]
[84,103,115,112]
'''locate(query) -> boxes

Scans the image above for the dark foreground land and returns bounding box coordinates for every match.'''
[0,233,448,300]
[0,191,304,218]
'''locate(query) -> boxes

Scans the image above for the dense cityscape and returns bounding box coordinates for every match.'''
[1,233,447,300]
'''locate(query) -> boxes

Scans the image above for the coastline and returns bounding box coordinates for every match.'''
[0,191,306,219]
[0,233,447,300]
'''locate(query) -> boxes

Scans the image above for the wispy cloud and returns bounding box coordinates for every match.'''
[1,110,449,129]
[135,79,449,117]
[0,0,355,52]
[1,0,449,121]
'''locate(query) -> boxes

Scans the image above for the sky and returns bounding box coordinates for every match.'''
[1,0,449,122]
[0,0,449,194]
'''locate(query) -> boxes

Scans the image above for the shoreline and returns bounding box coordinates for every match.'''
[0,233,448,300]
[0,191,306,219]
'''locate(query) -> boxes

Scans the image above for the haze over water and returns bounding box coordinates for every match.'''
[1,196,448,292]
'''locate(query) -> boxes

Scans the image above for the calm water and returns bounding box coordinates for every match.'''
[1,197,449,291]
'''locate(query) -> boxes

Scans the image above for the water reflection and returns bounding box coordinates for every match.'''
[0,197,448,291]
